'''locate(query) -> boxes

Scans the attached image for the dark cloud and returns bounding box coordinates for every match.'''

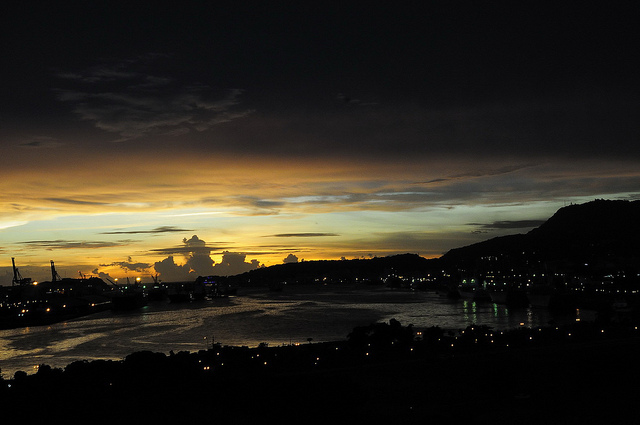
[42,198,109,206]
[54,56,253,142]
[100,256,151,272]
[229,197,285,215]
[20,240,128,249]
[470,220,547,231]
[232,95,639,161]
[18,136,64,149]
[4,1,638,160]
[417,164,536,185]
[101,226,193,235]
[270,233,339,238]
[150,235,227,255]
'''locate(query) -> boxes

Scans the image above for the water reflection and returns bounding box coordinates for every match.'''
[0,287,594,377]
[462,300,477,324]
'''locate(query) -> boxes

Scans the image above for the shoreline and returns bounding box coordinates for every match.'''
[1,285,591,377]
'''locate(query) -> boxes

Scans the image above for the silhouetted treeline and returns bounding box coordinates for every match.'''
[2,317,639,423]
[221,253,434,286]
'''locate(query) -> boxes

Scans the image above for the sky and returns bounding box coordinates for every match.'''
[1,1,639,284]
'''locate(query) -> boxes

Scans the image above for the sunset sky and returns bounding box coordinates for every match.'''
[1,1,638,284]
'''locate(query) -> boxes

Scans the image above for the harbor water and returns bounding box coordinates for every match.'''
[0,284,592,378]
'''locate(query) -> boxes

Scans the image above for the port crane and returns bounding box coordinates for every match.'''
[11,257,32,286]
[50,260,62,282]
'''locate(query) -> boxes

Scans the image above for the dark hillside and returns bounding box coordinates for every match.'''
[212,200,640,287]
[440,199,640,270]
[223,253,434,286]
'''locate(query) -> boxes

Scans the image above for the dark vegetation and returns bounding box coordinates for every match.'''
[221,253,433,287]
[2,317,639,424]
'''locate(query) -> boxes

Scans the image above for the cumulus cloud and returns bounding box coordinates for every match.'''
[153,255,191,282]
[283,253,299,264]
[212,252,262,276]
[93,269,116,283]
[153,235,261,280]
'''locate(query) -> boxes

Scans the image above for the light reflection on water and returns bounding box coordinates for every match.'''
[0,285,591,378]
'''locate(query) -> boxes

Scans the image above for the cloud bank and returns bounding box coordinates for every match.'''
[152,235,262,281]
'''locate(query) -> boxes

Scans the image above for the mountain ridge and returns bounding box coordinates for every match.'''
[222,199,640,284]
[441,199,640,268]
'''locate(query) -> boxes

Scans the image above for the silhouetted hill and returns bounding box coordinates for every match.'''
[220,200,640,286]
[440,199,640,271]
[528,199,640,253]
[225,253,433,286]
